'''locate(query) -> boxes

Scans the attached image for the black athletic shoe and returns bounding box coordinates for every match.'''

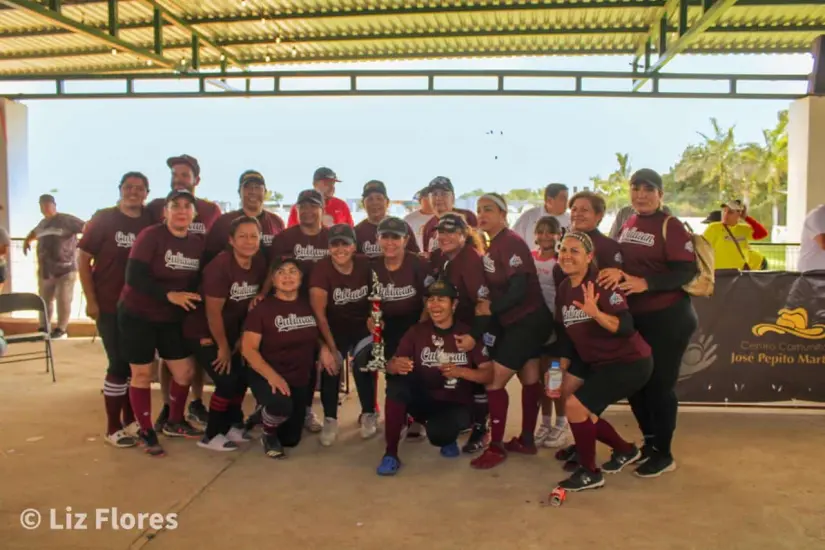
[555,444,577,462]
[162,420,204,439]
[601,445,643,474]
[637,443,654,465]
[635,452,676,478]
[558,467,605,492]
[187,400,209,425]
[262,432,285,459]
[154,405,170,432]
[461,423,489,454]
[138,429,165,457]
[50,328,67,339]
[244,406,263,432]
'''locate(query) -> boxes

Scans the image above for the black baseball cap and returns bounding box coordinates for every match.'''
[313,167,340,182]
[166,189,197,204]
[296,189,324,207]
[166,154,200,177]
[39,194,56,204]
[270,255,301,273]
[426,278,458,298]
[377,216,408,237]
[428,176,454,193]
[362,180,388,198]
[436,213,468,233]
[328,224,356,245]
[702,210,722,224]
[239,170,265,190]
[630,168,663,190]
[413,185,430,201]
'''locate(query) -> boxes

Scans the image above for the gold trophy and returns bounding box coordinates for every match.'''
[363,271,386,372]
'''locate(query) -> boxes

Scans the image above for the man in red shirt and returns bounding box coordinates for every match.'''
[287,167,354,228]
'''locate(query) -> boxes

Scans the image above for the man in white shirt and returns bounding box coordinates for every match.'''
[403,185,434,250]
[798,205,825,272]
[512,183,570,244]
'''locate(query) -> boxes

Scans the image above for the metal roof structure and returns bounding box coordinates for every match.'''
[0,0,821,75]
[0,0,819,99]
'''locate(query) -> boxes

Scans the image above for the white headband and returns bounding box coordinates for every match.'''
[479,194,507,212]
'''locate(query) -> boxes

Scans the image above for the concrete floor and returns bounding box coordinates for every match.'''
[0,338,823,550]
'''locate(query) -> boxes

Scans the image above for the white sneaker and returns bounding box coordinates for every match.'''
[319,418,338,447]
[123,422,140,438]
[104,429,137,448]
[225,426,251,443]
[543,424,571,448]
[535,425,553,446]
[196,433,238,452]
[359,413,378,439]
[304,410,323,433]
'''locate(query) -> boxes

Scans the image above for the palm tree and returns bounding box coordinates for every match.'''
[673,118,744,202]
[741,110,788,229]
[592,152,632,212]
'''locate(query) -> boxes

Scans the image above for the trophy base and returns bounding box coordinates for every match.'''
[361,359,386,373]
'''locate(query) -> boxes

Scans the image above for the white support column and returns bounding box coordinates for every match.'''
[788,96,825,244]
[0,98,30,291]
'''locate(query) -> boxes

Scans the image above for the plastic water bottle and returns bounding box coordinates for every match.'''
[547,361,563,398]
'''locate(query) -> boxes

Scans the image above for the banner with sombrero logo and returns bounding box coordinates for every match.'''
[675,271,825,405]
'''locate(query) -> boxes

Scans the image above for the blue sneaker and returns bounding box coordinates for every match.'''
[440,441,460,458]
[376,455,401,476]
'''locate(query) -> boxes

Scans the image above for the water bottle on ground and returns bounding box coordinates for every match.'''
[547,361,563,399]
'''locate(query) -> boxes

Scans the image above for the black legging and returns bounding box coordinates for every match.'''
[192,341,247,439]
[627,297,698,458]
[317,332,377,420]
[386,374,471,447]
[248,369,311,448]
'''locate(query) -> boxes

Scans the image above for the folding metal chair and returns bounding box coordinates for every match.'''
[0,293,56,382]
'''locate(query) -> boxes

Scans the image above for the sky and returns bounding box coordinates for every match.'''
[5,52,813,236]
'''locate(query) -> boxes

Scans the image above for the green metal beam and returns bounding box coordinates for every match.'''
[633,0,680,61]
[633,0,739,91]
[153,7,162,55]
[135,0,246,69]
[679,0,690,36]
[107,0,117,37]
[191,33,199,70]
[0,69,806,101]
[0,0,176,68]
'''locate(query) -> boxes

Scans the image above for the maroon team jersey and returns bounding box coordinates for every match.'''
[421,209,479,253]
[553,229,623,288]
[394,321,488,404]
[78,207,155,314]
[268,225,330,280]
[203,209,285,264]
[309,254,371,343]
[556,272,650,367]
[243,296,319,387]
[372,252,426,319]
[354,219,420,258]
[183,251,268,343]
[428,245,488,326]
[618,211,695,314]
[483,228,543,326]
[147,196,222,235]
[119,224,204,322]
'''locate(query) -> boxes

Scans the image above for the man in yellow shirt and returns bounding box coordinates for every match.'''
[703,200,768,270]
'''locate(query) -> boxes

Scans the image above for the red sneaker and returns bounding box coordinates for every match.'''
[470,444,507,469]
[503,436,538,455]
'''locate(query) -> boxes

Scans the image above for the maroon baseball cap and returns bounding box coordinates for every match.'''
[166,154,200,177]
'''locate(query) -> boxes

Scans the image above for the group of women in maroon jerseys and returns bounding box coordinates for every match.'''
[79,164,697,494]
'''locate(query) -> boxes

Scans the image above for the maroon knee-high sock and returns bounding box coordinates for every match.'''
[520,382,543,444]
[569,420,598,472]
[595,418,632,453]
[168,380,190,423]
[487,388,509,444]
[384,399,407,457]
[129,386,153,432]
[103,374,128,435]
[121,396,135,427]
[261,407,287,436]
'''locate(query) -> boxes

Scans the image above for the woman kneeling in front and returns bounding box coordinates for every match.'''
[241,257,336,459]
[552,232,653,492]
